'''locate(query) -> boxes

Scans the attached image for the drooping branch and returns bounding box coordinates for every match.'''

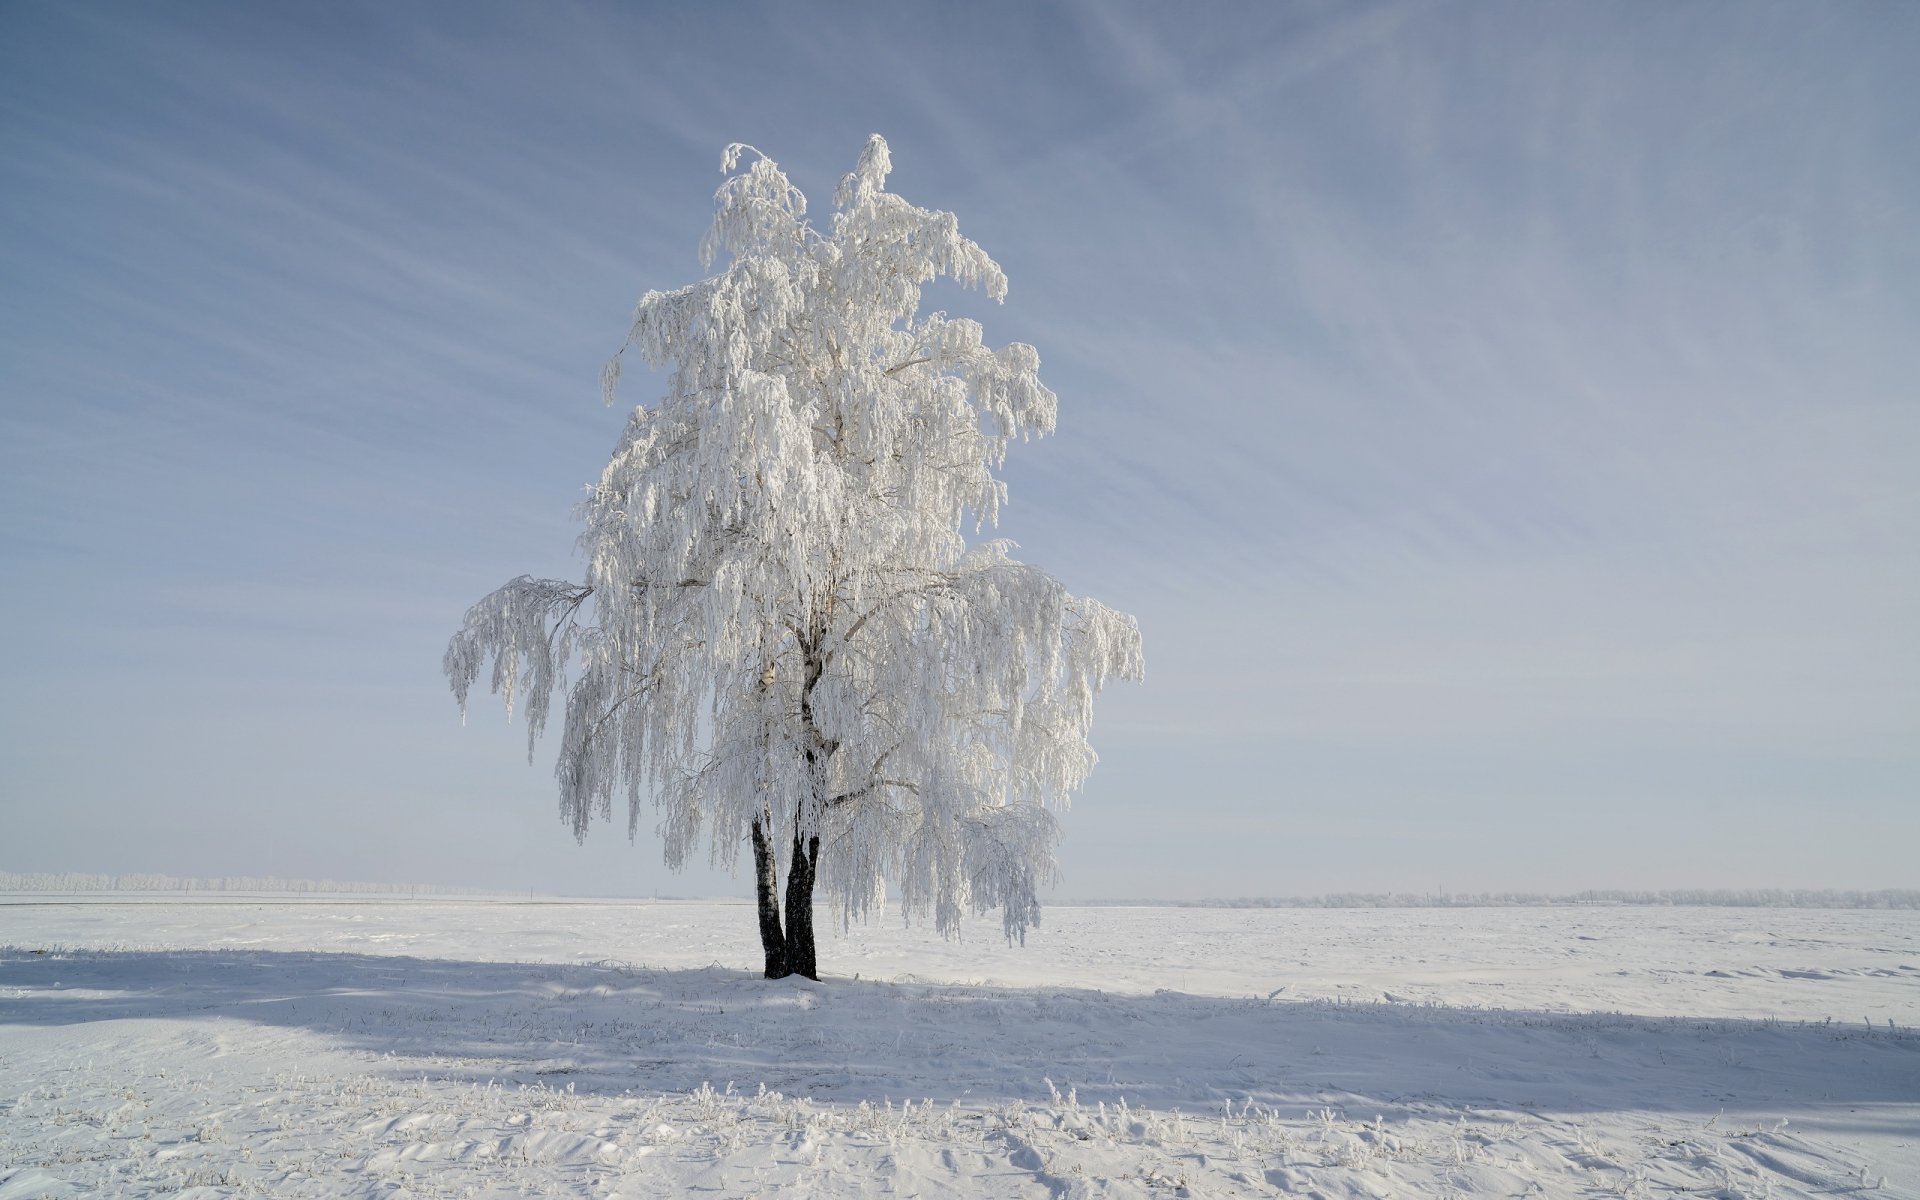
[443,576,594,759]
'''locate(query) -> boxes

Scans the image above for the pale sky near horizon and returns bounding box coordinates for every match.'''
[3,2,1915,903]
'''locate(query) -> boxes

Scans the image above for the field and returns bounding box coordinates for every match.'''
[2,899,1915,1198]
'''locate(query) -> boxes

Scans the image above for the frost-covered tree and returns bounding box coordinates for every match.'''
[446,136,1142,979]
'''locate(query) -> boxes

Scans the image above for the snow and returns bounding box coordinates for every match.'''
[3,898,1916,1197]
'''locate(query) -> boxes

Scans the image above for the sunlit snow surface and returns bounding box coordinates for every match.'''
[3,900,1916,1197]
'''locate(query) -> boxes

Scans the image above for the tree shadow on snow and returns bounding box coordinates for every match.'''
[3,946,1913,1124]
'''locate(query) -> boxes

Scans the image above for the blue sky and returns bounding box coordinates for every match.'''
[3,1,1915,900]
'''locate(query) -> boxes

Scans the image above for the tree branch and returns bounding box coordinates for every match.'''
[832,575,959,653]
[824,778,920,808]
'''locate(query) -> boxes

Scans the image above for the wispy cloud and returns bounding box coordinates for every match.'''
[2,1,1912,897]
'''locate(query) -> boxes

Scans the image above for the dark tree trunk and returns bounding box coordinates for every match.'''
[782,831,821,980]
[751,816,790,979]
[764,632,829,982]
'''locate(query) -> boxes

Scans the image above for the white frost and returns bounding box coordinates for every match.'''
[446,136,1143,940]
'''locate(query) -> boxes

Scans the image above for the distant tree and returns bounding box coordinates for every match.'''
[445,136,1142,979]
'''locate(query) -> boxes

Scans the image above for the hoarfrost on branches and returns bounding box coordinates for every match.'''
[446,135,1142,965]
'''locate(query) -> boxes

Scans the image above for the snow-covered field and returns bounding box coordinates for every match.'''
[2,899,1915,1198]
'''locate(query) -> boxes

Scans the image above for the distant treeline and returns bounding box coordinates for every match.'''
[0,871,519,896]
[1089,889,1920,910]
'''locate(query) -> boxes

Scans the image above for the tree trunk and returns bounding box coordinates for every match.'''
[751,816,790,979]
[783,831,821,980]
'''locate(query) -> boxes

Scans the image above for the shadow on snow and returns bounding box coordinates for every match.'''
[4,946,1914,1125]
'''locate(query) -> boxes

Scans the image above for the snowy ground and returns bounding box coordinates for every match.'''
[2,899,1914,1198]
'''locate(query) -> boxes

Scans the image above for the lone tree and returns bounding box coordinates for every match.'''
[446,136,1142,979]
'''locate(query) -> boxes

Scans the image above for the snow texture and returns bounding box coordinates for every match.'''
[445,137,1142,941]
[3,899,1916,1198]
